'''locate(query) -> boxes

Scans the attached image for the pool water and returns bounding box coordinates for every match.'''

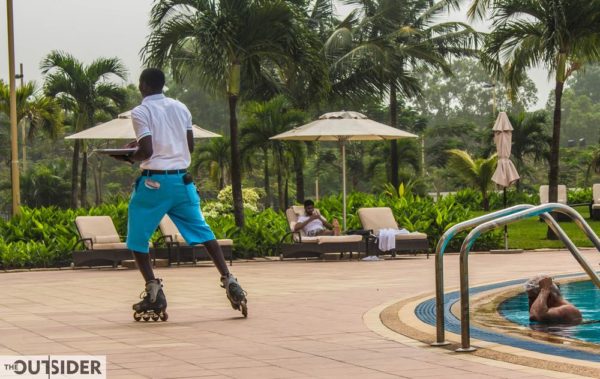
[500,280,600,343]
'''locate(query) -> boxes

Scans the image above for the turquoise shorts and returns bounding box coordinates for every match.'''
[126,173,215,253]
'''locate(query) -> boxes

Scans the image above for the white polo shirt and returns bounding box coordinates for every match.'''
[131,93,193,170]
[296,215,325,234]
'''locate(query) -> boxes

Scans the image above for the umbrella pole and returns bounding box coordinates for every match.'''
[503,187,508,250]
[342,141,347,231]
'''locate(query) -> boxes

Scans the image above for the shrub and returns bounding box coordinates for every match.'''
[568,187,592,204]
[203,186,264,218]
[0,187,505,268]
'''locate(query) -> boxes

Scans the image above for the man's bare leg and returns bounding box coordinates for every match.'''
[202,239,248,317]
[133,251,156,283]
[332,219,341,236]
[202,239,229,277]
[132,251,167,321]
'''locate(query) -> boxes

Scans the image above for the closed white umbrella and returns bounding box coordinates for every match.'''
[65,110,221,140]
[271,111,418,229]
[491,112,520,187]
[491,112,520,250]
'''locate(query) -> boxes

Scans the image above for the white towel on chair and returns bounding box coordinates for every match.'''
[378,228,409,252]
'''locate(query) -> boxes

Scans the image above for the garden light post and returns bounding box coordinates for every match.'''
[6,0,21,216]
[17,63,27,172]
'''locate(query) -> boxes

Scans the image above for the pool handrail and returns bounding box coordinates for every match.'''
[457,203,600,352]
[433,204,534,346]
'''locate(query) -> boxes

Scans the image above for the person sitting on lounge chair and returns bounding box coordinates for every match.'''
[525,275,582,325]
[294,200,340,237]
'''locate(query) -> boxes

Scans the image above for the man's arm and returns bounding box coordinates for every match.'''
[293,215,318,232]
[542,303,582,324]
[313,210,333,229]
[530,278,582,324]
[110,137,152,163]
[187,130,194,153]
[130,135,153,162]
[529,286,552,322]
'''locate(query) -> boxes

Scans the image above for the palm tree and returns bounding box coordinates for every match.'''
[41,51,127,208]
[327,0,479,188]
[508,111,550,189]
[0,80,63,172]
[446,149,498,210]
[191,137,231,191]
[481,0,600,203]
[288,142,308,204]
[367,138,420,187]
[142,0,315,227]
[240,95,306,210]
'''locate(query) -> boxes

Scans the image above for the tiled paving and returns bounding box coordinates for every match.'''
[1,249,599,378]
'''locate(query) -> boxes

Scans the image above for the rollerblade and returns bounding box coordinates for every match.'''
[221,274,248,317]
[132,278,168,322]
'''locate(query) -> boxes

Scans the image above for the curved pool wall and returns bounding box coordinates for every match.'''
[414,274,600,362]
[500,280,600,343]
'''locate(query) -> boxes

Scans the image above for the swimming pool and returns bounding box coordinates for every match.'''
[500,280,600,343]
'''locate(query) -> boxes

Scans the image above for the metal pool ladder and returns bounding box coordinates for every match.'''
[432,203,600,352]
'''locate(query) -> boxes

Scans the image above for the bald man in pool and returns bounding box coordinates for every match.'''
[525,275,582,325]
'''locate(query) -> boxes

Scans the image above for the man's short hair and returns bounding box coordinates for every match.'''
[139,68,165,91]
[304,199,314,207]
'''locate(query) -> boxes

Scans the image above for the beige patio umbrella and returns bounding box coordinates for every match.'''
[65,110,222,140]
[491,112,520,250]
[271,111,418,229]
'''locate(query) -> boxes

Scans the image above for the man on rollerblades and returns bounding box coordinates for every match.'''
[111,68,247,321]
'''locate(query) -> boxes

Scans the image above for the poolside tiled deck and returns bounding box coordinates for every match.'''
[1,249,599,378]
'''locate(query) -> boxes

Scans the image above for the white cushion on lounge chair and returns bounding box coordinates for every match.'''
[395,232,427,240]
[539,184,567,204]
[593,184,600,205]
[93,234,120,244]
[76,216,123,249]
[93,242,127,250]
[317,235,362,244]
[297,236,319,243]
[159,215,234,247]
[358,207,427,239]
[216,239,233,246]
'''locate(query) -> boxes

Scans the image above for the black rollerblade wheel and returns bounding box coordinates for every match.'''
[160,311,168,321]
[133,312,142,322]
[143,314,150,322]
[151,314,159,322]
[241,301,248,318]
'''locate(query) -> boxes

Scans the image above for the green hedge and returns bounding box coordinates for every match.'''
[0,190,503,269]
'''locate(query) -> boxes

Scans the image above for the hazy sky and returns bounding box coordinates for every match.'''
[0,0,552,109]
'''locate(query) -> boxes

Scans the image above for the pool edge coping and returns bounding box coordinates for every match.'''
[363,274,600,378]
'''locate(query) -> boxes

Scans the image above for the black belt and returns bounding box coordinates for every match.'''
[141,169,187,176]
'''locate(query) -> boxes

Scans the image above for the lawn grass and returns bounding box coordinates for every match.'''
[470,206,600,250]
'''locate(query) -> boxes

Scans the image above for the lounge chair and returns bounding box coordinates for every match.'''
[357,207,429,258]
[278,206,365,260]
[73,216,135,267]
[539,184,567,204]
[591,184,600,220]
[539,185,570,221]
[156,214,233,266]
